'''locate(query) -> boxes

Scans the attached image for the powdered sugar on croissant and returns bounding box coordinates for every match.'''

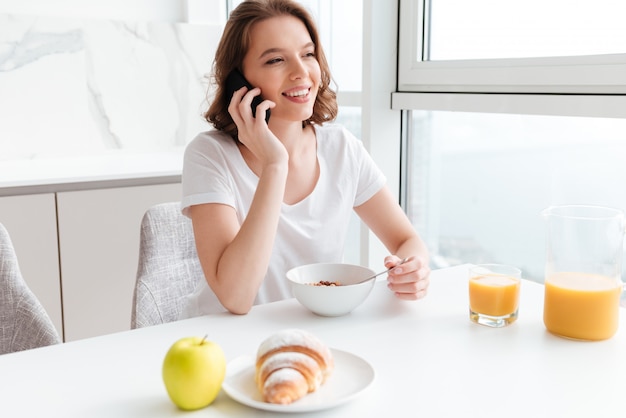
[255,329,334,404]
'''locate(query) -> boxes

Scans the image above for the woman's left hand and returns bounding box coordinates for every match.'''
[384,255,430,300]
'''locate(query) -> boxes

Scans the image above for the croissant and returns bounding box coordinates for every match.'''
[255,329,334,405]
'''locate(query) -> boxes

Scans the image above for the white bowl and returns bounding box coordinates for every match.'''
[286,263,377,317]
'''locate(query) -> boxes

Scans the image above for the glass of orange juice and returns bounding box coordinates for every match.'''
[542,205,625,341]
[469,264,522,328]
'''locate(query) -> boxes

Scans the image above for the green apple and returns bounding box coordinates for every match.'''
[162,336,226,410]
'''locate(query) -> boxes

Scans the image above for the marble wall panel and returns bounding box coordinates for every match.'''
[0,13,221,161]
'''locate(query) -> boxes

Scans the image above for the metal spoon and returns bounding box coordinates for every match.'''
[354,257,409,285]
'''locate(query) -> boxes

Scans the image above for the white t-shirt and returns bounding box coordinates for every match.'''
[179,123,386,318]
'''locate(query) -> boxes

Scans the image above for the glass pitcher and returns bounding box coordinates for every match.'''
[542,205,625,341]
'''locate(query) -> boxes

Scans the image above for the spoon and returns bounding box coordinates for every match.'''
[354,257,409,285]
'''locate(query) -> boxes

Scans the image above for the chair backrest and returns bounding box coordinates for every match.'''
[0,223,61,355]
[131,202,205,328]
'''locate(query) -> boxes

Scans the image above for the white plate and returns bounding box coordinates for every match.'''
[222,348,375,413]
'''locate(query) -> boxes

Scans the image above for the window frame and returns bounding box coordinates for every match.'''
[394,0,626,118]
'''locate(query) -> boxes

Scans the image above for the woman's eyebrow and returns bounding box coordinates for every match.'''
[259,48,282,59]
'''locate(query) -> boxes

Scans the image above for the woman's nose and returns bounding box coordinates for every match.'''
[289,58,307,79]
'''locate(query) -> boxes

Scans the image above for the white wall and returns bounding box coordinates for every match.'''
[0,1,222,161]
[0,0,225,23]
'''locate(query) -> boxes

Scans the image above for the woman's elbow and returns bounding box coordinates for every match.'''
[219,294,254,315]
[226,304,252,315]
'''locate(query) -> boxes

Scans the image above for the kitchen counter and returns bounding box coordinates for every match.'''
[0,149,184,196]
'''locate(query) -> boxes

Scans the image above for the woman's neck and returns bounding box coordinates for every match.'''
[267,120,310,155]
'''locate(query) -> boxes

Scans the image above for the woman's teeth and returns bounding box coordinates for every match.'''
[284,89,308,97]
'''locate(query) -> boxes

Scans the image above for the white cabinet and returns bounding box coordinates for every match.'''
[0,150,185,341]
[0,194,64,338]
[0,182,182,342]
[56,183,182,341]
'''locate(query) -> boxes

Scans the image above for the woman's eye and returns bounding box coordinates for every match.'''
[266,57,283,65]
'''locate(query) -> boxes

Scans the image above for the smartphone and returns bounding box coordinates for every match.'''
[225,70,270,123]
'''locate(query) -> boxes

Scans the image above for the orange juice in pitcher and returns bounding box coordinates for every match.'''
[544,272,622,341]
[542,205,625,341]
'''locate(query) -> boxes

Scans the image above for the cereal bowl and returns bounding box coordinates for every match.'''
[286,263,377,317]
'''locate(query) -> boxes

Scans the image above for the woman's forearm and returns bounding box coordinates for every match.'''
[211,162,288,314]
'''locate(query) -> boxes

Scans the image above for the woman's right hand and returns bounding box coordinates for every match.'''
[228,86,286,168]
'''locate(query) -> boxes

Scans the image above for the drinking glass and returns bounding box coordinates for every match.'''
[469,264,522,328]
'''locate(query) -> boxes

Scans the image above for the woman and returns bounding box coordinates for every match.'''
[180,0,430,317]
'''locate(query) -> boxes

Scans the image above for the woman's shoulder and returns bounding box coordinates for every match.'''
[315,123,363,153]
[185,129,238,155]
[188,129,235,147]
[315,122,353,138]
[315,123,360,145]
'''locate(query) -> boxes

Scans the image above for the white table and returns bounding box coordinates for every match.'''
[1,264,624,417]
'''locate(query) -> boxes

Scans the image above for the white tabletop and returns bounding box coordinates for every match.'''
[1,264,624,418]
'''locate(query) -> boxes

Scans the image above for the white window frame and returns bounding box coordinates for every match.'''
[393,0,626,118]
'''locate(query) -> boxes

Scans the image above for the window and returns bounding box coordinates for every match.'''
[407,110,626,281]
[397,0,626,97]
[397,0,626,281]
[428,0,626,60]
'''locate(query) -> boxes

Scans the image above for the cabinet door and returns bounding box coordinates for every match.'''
[0,194,63,339]
[57,183,181,341]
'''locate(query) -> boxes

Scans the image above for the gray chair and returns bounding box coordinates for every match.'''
[0,223,61,355]
[131,202,206,328]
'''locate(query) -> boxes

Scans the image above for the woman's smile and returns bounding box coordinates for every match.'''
[283,86,312,102]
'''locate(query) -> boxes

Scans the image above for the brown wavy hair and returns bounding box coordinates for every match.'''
[204,0,338,140]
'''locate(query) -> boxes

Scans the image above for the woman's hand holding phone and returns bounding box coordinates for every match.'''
[225,70,271,123]
[226,71,286,169]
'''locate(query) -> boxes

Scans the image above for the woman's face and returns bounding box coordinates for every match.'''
[241,15,321,124]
